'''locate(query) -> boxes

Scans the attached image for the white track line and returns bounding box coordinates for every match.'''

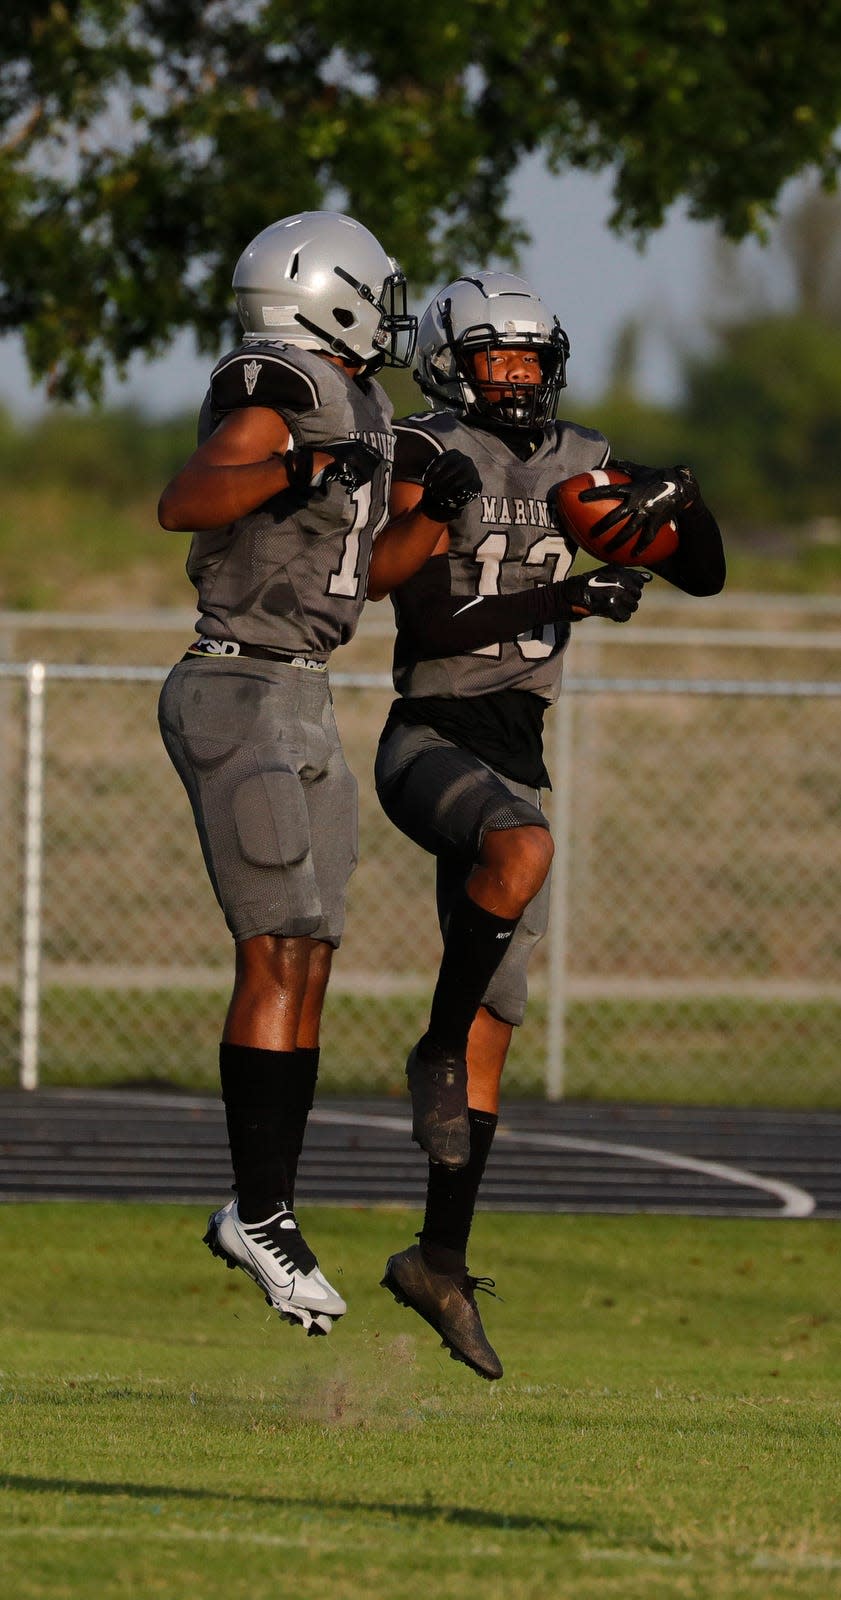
[309,1110,816,1219]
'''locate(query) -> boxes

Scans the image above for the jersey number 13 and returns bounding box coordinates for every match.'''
[472,532,573,659]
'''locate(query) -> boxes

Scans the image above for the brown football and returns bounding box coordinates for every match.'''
[555,467,679,566]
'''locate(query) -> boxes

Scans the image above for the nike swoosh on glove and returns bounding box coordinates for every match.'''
[559,564,652,621]
[577,461,699,557]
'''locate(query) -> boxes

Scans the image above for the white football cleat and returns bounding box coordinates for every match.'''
[204,1199,346,1336]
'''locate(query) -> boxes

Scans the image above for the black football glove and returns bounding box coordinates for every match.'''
[419,449,482,523]
[318,440,382,492]
[281,440,382,496]
[278,443,315,493]
[577,460,699,557]
[559,564,652,622]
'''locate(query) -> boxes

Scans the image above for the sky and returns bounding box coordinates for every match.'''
[0,156,796,419]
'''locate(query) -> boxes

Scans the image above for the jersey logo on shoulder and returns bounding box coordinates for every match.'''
[243,359,262,396]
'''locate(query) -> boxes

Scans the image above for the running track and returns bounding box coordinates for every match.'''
[2,1090,839,1219]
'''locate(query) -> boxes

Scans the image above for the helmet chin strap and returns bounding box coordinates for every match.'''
[290,262,381,366]
[293,264,413,372]
[293,312,366,366]
[333,263,376,301]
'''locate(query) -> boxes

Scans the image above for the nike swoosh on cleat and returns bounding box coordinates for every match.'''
[240,1237,295,1296]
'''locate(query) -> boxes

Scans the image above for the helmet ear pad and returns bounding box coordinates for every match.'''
[425,339,461,395]
[331,305,357,330]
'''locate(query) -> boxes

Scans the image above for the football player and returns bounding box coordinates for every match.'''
[369,272,725,1378]
[157,211,428,1337]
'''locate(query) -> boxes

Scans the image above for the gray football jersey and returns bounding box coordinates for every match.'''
[187,342,394,658]
[392,411,609,703]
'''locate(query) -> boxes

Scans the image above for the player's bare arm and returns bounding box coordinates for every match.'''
[157,406,338,531]
[367,450,481,600]
[367,480,448,601]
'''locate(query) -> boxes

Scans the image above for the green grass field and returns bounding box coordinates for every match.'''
[2,1204,840,1598]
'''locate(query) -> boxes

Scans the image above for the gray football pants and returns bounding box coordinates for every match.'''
[158,656,357,945]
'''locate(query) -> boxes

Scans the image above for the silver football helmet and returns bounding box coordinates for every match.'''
[233,211,417,371]
[414,272,569,428]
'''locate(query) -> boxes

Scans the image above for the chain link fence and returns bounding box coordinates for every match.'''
[0,596,839,1108]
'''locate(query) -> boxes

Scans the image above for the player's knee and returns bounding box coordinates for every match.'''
[522,824,555,881]
[481,824,554,908]
[234,932,311,992]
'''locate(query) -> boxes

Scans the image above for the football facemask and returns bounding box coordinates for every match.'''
[414,273,569,429]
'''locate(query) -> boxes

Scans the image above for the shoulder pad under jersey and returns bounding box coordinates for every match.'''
[209,344,323,420]
[394,415,450,480]
[395,411,464,449]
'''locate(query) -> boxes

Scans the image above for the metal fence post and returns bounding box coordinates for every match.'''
[20,661,46,1090]
[545,690,573,1100]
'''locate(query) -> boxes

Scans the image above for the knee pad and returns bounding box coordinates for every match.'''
[481,871,552,1025]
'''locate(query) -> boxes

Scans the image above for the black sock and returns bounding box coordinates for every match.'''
[420,1108,498,1271]
[427,891,519,1055]
[219,1042,319,1222]
[287,1047,319,1208]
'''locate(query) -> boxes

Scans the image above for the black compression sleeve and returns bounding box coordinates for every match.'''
[395,556,576,657]
[648,499,726,595]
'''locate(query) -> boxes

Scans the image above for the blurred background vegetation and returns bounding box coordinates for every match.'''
[2,180,841,612]
[3,367,838,614]
[2,4,841,613]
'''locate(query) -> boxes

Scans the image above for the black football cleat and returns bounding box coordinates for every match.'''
[381,1243,503,1381]
[405,1036,470,1168]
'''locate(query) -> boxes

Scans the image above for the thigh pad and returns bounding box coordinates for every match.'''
[233,768,310,868]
